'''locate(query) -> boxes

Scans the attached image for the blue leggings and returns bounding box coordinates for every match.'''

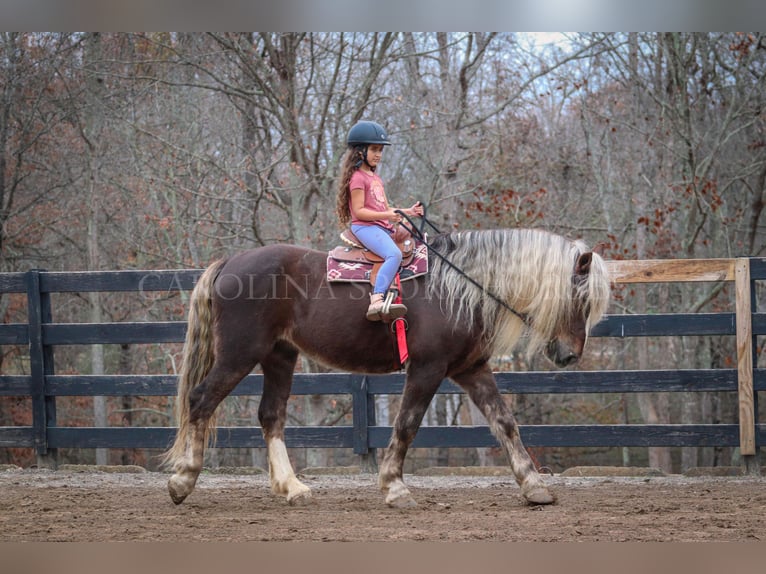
[352,224,402,294]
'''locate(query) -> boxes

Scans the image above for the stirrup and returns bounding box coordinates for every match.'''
[381,290,407,321]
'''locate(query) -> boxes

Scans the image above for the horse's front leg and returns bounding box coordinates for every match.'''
[379,367,444,508]
[452,363,555,505]
[259,342,312,505]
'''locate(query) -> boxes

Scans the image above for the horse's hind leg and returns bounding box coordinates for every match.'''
[258,341,312,505]
[452,363,555,505]
[167,359,256,504]
[378,366,444,508]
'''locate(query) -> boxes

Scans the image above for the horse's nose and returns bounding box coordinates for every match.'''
[559,353,579,367]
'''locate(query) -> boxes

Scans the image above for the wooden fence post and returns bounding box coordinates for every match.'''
[735,258,759,474]
[26,270,57,469]
[353,375,378,473]
[364,377,378,473]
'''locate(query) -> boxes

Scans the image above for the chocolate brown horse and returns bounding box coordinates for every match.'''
[163,228,611,507]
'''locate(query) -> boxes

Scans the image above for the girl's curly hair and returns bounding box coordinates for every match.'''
[335,145,365,229]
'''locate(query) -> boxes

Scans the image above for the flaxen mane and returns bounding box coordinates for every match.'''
[427,228,610,358]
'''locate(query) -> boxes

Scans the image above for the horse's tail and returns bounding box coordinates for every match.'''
[161,258,226,471]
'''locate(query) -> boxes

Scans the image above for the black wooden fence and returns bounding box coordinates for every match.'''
[0,258,764,470]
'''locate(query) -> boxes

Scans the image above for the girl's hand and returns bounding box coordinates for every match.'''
[402,201,424,217]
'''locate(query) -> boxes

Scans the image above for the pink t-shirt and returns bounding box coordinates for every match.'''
[349,169,394,231]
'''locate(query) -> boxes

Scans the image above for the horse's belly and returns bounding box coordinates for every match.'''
[286,327,399,374]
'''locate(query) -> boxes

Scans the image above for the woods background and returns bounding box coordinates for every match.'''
[1,32,765,474]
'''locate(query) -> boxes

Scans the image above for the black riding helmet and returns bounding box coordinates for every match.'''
[347,120,391,146]
[347,120,390,170]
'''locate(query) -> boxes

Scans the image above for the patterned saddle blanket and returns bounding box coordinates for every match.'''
[326,229,429,284]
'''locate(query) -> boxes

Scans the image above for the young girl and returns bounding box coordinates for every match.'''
[335,120,424,321]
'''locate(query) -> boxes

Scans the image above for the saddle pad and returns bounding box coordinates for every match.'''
[327,242,428,283]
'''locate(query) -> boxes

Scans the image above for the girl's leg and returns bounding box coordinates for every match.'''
[351,224,406,321]
[351,225,402,293]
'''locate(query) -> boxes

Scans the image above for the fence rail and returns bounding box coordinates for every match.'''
[0,258,763,471]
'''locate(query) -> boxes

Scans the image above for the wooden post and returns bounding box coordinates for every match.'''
[734,258,758,473]
[26,270,58,469]
[353,375,378,473]
[364,378,379,474]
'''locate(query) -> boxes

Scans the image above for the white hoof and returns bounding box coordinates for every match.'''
[384,480,418,508]
[522,485,555,505]
[168,473,197,505]
[286,484,313,506]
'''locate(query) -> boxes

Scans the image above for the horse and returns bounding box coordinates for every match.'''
[162,227,611,508]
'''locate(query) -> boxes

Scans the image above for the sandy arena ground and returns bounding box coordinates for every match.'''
[1,466,765,542]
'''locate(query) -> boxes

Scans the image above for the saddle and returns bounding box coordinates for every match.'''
[327,226,428,286]
[333,227,415,266]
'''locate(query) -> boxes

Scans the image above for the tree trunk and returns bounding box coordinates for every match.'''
[630,33,672,472]
[84,32,108,466]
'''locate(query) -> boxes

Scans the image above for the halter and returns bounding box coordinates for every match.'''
[395,207,530,325]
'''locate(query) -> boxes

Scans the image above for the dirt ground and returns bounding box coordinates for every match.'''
[2,466,766,542]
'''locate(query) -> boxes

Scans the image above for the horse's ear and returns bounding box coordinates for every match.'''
[575,252,593,275]
[592,242,607,256]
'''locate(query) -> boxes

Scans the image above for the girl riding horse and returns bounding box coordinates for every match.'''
[335,120,424,320]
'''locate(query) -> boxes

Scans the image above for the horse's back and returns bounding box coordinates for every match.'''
[213,244,324,300]
[223,243,320,271]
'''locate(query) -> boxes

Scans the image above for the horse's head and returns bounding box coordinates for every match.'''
[426,228,610,367]
[542,251,609,368]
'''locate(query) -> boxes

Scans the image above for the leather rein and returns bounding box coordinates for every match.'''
[394,207,530,325]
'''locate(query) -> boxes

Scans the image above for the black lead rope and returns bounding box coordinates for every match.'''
[394,207,530,324]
